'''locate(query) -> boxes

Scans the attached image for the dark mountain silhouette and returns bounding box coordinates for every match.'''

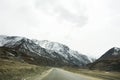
[88,47,120,71]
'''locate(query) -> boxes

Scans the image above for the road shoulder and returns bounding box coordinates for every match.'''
[25,68,53,80]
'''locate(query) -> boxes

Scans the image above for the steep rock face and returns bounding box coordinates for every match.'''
[0,35,91,67]
[34,40,91,66]
[89,47,120,71]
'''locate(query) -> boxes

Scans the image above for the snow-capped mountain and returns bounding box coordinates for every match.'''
[34,40,92,65]
[0,35,91,67]
[0,35,23,47]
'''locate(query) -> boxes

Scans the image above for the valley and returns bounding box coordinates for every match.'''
[0,35,120,80]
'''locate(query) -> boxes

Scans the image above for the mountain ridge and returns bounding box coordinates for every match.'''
[0,35,92,67]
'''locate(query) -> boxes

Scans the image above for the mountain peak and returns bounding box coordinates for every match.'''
[0,35,23,47]
[112,47,120,51]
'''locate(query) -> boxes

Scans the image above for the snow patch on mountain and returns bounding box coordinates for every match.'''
[33,40,92,64]
[0,35,23,46]
[112,47,120,56]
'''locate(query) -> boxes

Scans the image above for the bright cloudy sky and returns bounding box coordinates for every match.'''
[0,0,120,58]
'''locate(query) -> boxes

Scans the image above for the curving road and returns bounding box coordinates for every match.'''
[41,68,101,80]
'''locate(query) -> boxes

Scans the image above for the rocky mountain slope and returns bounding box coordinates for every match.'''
[89,47,120,71]
[98,47,120,60]
[0,35,91,67]
[34,40,92,65]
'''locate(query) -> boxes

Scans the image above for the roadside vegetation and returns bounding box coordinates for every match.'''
[63,67,120,80]
[0,58,50,80]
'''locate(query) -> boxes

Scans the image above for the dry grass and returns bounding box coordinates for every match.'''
[0,59,50,80]
[63,67,120,80]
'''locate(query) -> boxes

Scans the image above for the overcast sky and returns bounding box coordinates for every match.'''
[0,0,120,58]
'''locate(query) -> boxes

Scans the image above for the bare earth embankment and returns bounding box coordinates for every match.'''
[0,58,50,80]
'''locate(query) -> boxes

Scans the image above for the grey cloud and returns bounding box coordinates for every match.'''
[35,0,88,27]
[55,7,88,27]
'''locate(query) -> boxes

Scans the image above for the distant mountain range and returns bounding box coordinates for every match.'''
[89,47,120,71]
[0,35,92,67]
